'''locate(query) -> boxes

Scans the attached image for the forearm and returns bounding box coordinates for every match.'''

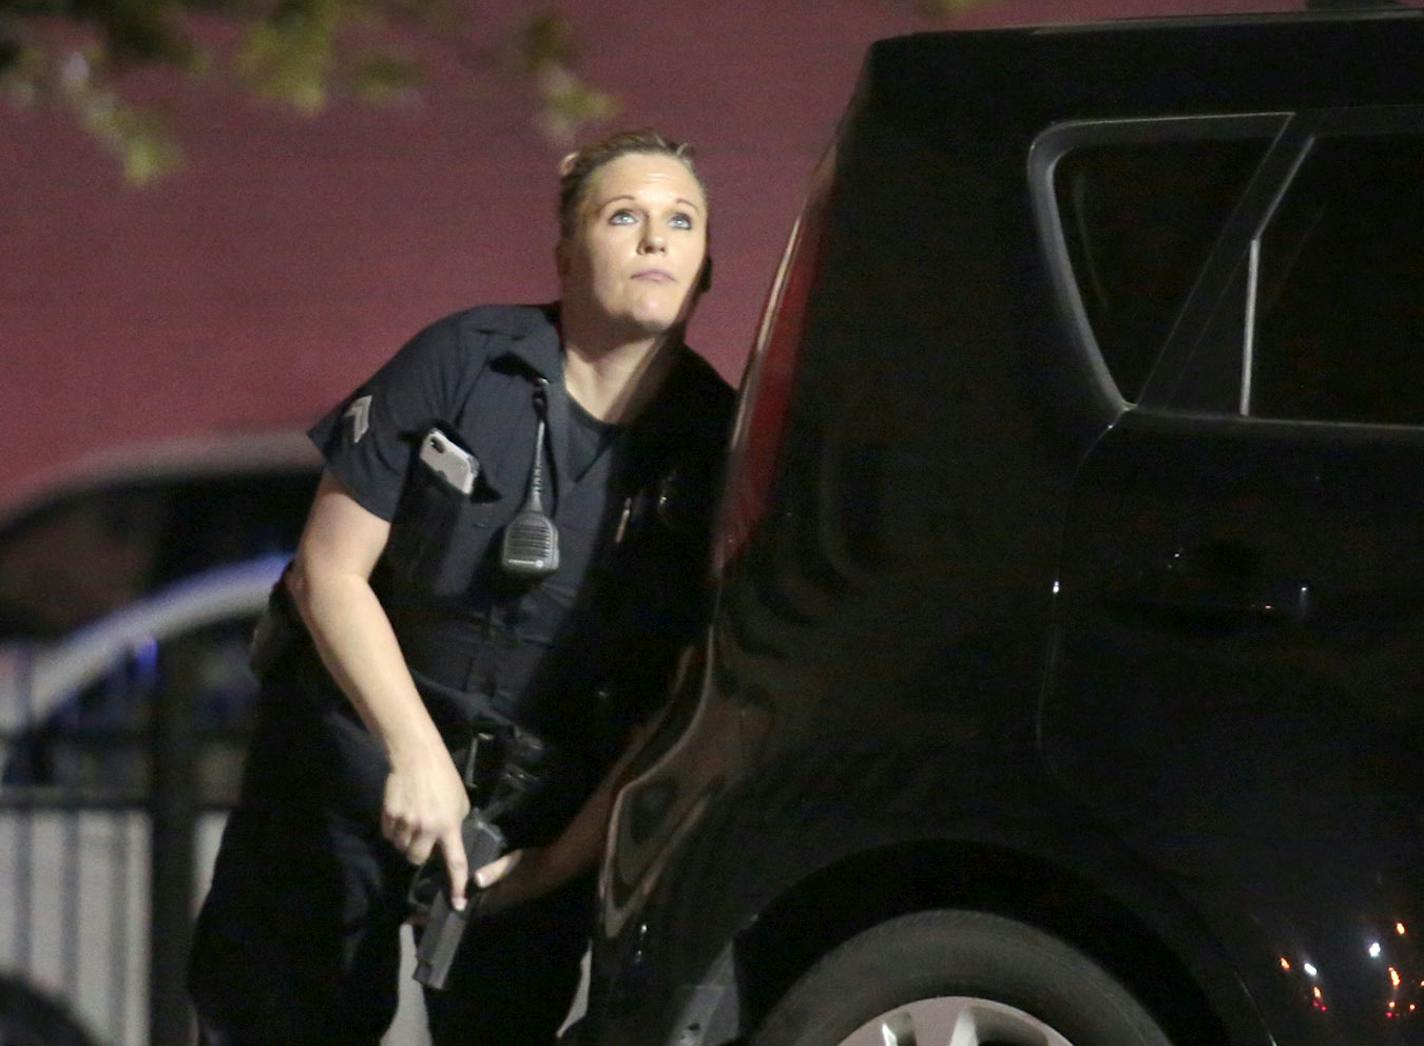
[287,561,443,761]
[526,719,658,889]
[536,777,618,888]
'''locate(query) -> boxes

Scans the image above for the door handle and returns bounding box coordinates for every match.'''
[1144,576,1312,623]
[1108,545,1312,630]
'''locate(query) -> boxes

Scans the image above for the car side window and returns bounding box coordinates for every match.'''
[0,471,314,642]
[0,490,167,641]
[1247,133,1424,426]
[1053,137,1269,403]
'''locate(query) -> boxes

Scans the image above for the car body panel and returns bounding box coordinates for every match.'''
[589,12,1424,1046]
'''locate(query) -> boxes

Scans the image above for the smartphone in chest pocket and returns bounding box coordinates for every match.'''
[419,428,480,495]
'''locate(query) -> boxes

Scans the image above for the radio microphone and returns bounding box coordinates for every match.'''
[500,385,560,578]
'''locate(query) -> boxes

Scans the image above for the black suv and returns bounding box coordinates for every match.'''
[585,12,1424,1046]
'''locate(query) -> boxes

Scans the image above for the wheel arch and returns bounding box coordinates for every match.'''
[728,838,1250,1046]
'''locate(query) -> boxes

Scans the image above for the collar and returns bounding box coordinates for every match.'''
[479,303,564,383]
[475,301,708,476]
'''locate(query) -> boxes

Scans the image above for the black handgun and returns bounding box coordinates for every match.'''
[409,727,549,990]
[410,813,505,989]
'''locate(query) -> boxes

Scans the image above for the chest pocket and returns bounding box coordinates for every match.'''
[386,447,501,600]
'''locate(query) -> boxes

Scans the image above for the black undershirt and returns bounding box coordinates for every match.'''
[567,397,623,481]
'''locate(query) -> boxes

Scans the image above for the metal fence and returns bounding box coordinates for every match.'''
[0,580,433,1046]
[0,616,256,1046]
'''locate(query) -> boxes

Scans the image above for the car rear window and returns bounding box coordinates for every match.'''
[1054,137,1269,402]
[1248,133,1424,426]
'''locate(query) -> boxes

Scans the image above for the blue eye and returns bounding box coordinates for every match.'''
[670,213,694,231]
[610,209,636,225]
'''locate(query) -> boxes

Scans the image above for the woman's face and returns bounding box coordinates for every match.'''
[559,152,708,339]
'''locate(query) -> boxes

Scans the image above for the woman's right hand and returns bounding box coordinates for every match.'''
[381,744,473,910]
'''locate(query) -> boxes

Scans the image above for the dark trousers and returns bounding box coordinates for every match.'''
[188,658,591,1045]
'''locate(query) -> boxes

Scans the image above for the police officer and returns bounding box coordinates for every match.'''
[188,129,733,1044]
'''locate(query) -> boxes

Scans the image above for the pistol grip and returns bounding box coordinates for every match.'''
[411,813,507,990]
[413,891,470,990]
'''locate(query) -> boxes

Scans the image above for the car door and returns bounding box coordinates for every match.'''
[1039,109,1424,1044]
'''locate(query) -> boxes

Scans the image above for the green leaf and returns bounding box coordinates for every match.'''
[116,116,184,184]
[60,58,185,184]
[517,10,575,72]
[95,0,198,68]
[350,49,420,105]
[0,38,43,106]
[513,11,617,145]
[236,0,339,114]
[919,0,991,14]
[2,0,625,177]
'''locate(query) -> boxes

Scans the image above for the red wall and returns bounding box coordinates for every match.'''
[1,0,1293,505]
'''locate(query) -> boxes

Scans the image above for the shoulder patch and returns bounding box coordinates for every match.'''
[344,394,373,443]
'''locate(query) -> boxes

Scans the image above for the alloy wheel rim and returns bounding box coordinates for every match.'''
[836,995,1075,1046]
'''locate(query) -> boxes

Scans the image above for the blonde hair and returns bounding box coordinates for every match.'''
[557,129,705,238]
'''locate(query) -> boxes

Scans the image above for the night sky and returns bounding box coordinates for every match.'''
[2,0,1292,506]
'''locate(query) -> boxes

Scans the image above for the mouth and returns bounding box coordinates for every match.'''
[631,268,676,283]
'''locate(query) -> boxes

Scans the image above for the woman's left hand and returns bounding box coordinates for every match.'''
[472,847,556,915]
[470,716,655,916]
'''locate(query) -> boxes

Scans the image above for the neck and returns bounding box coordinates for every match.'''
[560,306,681,423]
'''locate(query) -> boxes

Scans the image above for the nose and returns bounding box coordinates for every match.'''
[638,228,666,254]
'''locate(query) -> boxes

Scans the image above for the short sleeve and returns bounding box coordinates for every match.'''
[307,316,464,521]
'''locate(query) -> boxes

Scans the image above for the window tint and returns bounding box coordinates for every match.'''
[0,490,165,640]
[1167,256,1252,415]
[0,470,314,641]
[1055,138,1268,401]
[1250,134,1424,426]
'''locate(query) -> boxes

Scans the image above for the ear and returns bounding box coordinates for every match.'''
[697,255,714,294]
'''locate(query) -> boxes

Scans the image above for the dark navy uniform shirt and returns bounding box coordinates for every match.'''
[307,304,734,768]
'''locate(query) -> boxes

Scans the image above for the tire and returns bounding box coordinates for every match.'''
[751,909,1173,1046]
[0,975,100,1046]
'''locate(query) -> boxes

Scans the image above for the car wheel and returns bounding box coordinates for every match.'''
[0,975,99,1046]
[751,909,1172,1046]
